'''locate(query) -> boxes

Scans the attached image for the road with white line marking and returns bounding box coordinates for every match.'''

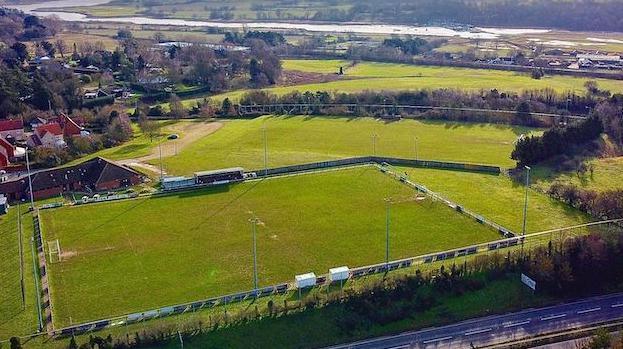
[326,293,623,349]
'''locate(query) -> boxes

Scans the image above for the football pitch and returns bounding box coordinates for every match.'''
[41,166,501,327]
[155,115,538,175]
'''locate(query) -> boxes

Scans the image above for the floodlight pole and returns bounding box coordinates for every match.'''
[522,166,531,236]
[521,166,531,258]
[385,198,391,269]
[414,136,418,161]
[372,134,378,156]
[25,147,35,210]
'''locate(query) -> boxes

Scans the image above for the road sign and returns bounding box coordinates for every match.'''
[521,273,537,291]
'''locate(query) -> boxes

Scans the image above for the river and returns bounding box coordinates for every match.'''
[3,0,550,39]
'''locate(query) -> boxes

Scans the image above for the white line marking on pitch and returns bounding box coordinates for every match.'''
[577,307,601,314]
[422,336,453,344]
[503,320,531,328]
[540,314,567,321]
[612,303,623,308]
[464,328,493,336]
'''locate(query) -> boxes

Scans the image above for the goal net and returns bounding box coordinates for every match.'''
[48,239,61,263]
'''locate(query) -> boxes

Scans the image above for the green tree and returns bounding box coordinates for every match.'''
[514,100,533,125]
[30,72,54,111]
[585,328,611,349]
[531,68,544,80]
[68,336,78,349]
[221,97,233,116]
[9,337,21,349]
[10,42,29,62]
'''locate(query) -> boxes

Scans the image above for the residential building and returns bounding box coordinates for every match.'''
[0,157,144,201]
[28,123,66,148]
[0,119,25,141]
[0,137,15,169]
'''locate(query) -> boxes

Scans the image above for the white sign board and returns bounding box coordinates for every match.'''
[521,273,536,291]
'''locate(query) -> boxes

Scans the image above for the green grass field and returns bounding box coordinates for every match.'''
[397,167,591,233]
[282,59,351,73]
[532,156,623,193]
[153,115,536,175]
[0,207,39,338]
[41,166,500,326]
[67,121,178,166]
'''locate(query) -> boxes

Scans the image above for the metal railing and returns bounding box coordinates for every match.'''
[238,103,587,121]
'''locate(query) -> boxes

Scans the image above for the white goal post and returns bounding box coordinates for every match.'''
[48,239,61,263]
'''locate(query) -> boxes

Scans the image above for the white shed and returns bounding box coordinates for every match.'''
[295,272,317,288]
[329,266,350,282]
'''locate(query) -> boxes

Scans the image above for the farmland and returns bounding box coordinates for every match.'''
[177,60,623,107]
[153,115,537,176]
[41,166,499,326]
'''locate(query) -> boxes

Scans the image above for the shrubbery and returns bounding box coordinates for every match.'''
[511,116,604,166]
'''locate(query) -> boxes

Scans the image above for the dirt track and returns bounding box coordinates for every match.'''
[119,120,223,174]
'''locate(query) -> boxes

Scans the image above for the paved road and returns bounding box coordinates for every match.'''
[327,293,623,349]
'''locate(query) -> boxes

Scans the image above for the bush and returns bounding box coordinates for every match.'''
[148,105,165,117]
[79,74,92,84]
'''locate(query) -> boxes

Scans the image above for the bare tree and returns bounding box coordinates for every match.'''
[55,39,67,59]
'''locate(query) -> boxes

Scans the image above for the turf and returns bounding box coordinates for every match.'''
[532,156,623,193]
[41,166,499,326]
[397,166,592,233]
[153,115,537,176]
[0,207,39,338]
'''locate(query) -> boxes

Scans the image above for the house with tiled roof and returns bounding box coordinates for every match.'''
[28,122,66,149]
[58,113,88,137]
[0,137,15,168]
[0,119,25,141]
[0,157,144,201]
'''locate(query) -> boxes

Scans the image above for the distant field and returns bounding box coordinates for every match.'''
[152,115,537,175]
[56,0,353,21]
[282,59,351,74]
[41,166,499,326]
[179,60,623,107]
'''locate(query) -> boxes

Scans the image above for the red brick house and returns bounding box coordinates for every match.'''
[0,157,143,201]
